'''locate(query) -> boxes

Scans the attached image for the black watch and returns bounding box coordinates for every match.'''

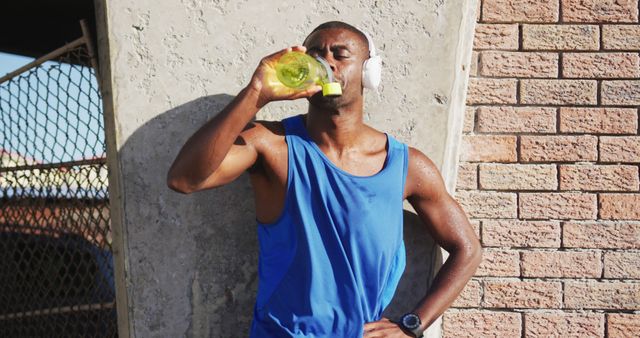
[398,312,424,338]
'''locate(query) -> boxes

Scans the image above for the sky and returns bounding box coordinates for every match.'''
[0,51,105,164]
[0,52,34,78]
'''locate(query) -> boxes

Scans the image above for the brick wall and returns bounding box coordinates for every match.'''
[448,1,640,337]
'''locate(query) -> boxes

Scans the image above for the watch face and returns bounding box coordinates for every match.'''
[402,313,420,329]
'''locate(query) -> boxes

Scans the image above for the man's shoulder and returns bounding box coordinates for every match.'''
[405,146,446,195]
[252,114,301,139]
[406,146,440,176]
[240,119,286,154]
[253,119,285,136]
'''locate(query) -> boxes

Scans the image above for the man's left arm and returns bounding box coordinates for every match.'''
[364,147,482,337]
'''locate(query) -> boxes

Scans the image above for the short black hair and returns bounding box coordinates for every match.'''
[303,21,369,53]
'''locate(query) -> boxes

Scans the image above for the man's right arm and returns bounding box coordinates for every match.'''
[166,86,263,194]
[166,45,321,194]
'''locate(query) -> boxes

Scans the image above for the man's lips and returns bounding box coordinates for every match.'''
[333,76,346,88]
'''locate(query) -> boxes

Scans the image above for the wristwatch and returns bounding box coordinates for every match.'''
[398,312,424,338]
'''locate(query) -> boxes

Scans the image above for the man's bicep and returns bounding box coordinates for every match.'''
[200,138,258,188]
[406,148,478,252]
[196,123,263,190]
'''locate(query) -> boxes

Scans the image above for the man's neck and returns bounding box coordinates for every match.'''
[304,104,368,152]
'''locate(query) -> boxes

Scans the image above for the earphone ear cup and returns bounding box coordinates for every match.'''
[362,55,382,89]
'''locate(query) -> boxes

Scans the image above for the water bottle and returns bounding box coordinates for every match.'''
[275,51,342,96]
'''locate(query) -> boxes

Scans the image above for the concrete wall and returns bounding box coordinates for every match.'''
[96,0,477,337]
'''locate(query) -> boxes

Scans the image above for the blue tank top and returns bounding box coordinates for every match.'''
[250,114,409,338]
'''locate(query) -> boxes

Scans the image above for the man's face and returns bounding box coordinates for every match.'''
[303,28,369,109]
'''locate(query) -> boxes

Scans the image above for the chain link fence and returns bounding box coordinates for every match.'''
[0,27,117,337]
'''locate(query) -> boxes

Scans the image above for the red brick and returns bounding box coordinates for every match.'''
[484,280,562,308]
[524,312,604,337]
[475,249,520,277]
[483,220,560,247]
[523,25,599,51]
[520,135,597,162]
[455,191,517,218]
[565,281,640,310]
[521,250,601,278]
[600,136,640,163]
[520,79,597,105]
[563,221,640,249]
[456,163,477,190]
[470,219,481,238]
[451,280,481,307]
[477,106,556,133]
[561,0,639,23]
[482,0,559,23]
[563,52,640,78]
[519,192,597,220]
[479,163,557,190]
[600,194,640,220]
[559,107,638,134]
[559,165,639,191]
[603,25,640,50]
[479,51,558,77]
[607,313,640,338]
[460,135,517,162]
[602,80,640,106]
[604,251,640,278]
[442,310,521,338]
[466,78,518,105]
[473,24,519,50]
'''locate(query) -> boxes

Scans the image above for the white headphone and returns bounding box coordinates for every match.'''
[360,30,382,90]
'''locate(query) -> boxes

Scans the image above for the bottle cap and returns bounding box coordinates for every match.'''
[322,82,342,96]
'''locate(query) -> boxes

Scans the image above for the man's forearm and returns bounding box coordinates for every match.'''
[411,246,482,332]
[166,86,261,192]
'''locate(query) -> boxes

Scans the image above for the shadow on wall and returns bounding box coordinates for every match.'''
[119,93,440,337]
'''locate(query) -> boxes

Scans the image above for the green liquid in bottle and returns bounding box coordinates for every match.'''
[276,52,319,89]
[275,51,342,96]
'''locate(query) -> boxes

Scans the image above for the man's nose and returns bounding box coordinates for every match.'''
[317,51,337,72]
[326,58,337,73]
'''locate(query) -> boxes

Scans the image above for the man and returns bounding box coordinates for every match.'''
[167,21,481,338]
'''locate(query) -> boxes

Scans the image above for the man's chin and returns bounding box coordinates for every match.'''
[308,93,343,108]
